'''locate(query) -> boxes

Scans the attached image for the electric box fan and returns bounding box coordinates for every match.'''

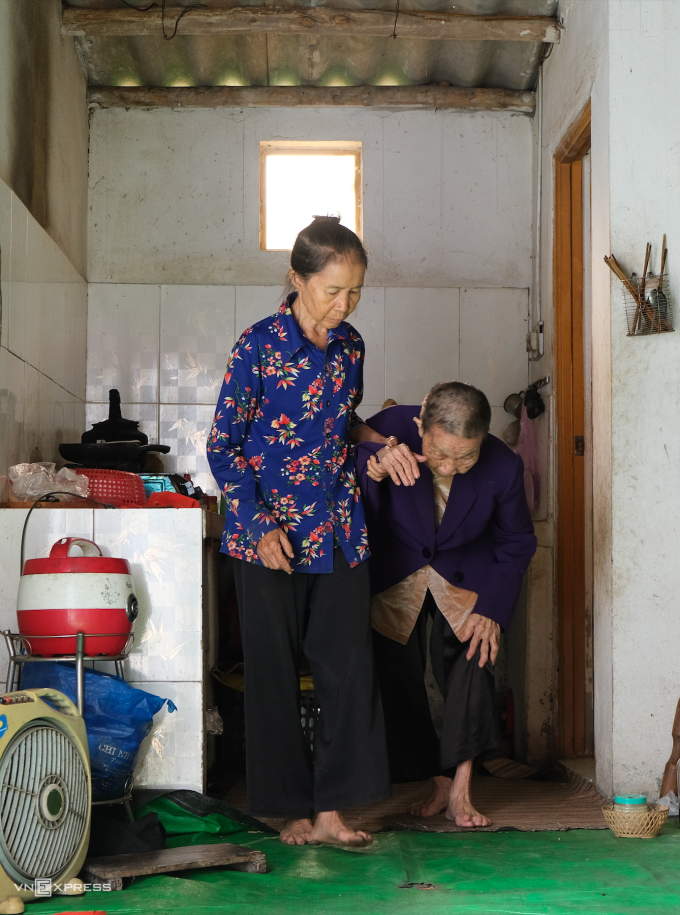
[0,689,91,914]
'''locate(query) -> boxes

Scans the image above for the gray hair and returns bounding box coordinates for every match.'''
[420,382,491,439]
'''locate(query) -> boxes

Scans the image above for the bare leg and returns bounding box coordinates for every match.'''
[444,759,490,827]
[308,810,373,847]
[410,775,452,817]
[280,818,314,845]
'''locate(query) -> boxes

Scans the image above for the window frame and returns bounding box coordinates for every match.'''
[259,140,363,252]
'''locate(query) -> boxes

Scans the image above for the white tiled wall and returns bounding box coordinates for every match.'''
[86,283,530,493]
[0,177,87,480]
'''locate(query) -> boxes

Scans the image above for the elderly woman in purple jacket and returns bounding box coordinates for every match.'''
[355,382,537,826]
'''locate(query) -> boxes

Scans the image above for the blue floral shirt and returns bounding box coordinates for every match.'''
[207,295,370,573]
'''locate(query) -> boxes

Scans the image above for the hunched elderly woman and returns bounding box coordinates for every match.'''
[208,217,411,848]
[354,382,537,827]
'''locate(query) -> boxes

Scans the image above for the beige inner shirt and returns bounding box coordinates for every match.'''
[371,472,478,645]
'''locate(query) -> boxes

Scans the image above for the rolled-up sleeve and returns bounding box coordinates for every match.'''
[207,332,278,551]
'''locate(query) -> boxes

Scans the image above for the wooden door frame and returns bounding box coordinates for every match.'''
[554,101,591,757]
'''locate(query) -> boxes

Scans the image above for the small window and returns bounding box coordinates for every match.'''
[260,141,362,251]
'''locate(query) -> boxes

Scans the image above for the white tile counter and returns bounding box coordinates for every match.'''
[0,507,224,793]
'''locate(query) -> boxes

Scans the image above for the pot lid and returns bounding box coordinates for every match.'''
[81,389,148,445]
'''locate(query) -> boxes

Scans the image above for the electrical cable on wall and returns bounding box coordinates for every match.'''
[118,0,207,40]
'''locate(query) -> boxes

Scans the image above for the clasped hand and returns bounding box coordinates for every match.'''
[366,441,427,487]
[257,527,295,574]
[460,613,500,668]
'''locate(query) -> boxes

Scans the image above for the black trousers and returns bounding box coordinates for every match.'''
[373,591,500,783]
[233,550,391,819]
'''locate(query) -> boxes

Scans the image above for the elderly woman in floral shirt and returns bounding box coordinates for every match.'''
[207,217,414,848]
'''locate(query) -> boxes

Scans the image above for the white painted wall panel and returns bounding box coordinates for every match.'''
[160,285,235,405]
[234,285,282,338]
[87,284,161,405]
[0,180,87,472]
[459,288,529,407]
[384,288,460,405]
[350,287,385,409]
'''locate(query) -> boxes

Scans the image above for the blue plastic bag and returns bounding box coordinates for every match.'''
[21,662,177,799]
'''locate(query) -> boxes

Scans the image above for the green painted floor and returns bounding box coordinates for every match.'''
[35,798,680,915]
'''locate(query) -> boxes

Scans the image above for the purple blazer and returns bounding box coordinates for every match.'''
[355,406,537,631]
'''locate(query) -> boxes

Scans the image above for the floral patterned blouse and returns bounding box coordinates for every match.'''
[207,295,370,573]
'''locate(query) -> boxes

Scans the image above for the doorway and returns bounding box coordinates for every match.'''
[553,102,594,758]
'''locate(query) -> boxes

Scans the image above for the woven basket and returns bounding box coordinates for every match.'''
[602,804,668,838]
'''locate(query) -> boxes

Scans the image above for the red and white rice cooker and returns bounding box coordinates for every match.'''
[17,537,138,657]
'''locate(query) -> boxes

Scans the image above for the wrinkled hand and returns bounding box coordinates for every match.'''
[366,441,427,487]
[257,528,295,574]
[460,613,500,668]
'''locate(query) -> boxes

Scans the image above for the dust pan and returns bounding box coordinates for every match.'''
[602,804,668,838]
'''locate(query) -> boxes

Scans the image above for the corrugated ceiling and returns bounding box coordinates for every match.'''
[68,0,557,91]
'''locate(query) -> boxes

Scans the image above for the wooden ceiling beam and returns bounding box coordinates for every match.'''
[64,6,560,43]
[87,85,535,113]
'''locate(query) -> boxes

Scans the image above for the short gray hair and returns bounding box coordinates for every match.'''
[420,382,491,439]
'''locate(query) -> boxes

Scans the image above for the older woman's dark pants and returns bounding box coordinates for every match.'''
[233,549,391,819]
[373,591,500,783]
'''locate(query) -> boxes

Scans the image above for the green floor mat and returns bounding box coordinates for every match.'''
[32,800,680,915]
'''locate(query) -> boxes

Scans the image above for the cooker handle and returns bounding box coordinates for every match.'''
[49,537,103,559]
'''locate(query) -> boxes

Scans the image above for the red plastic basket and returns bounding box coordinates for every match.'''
[74,468,147,507]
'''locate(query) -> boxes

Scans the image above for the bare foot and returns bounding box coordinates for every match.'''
[308,810,373,847]
[410,775,452,817]
[443,758,490,827]
[445,796,490,827]
[280,818,314,845]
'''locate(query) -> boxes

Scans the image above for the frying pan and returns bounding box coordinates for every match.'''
[59,441,170,471]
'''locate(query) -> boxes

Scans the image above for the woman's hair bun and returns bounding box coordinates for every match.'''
[288,216,367,284]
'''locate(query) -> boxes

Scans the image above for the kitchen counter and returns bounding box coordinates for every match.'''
[0,507,225,793]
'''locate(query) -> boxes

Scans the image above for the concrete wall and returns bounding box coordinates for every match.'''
[0,1,89,488]
[88,107,533,289]
[0,0,89,277]
[606,0,680,798]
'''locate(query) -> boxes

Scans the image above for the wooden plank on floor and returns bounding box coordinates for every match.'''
[83,843,267,879]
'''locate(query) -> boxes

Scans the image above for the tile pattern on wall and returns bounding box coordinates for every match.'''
[0,507,211,793]
[87,283,529,495]
[0,178,87,478]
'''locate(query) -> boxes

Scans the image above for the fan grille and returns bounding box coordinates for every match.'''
[0,723,88,881]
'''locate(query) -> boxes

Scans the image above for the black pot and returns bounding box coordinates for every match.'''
[82,389,148,445]
[59,442,170,472]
